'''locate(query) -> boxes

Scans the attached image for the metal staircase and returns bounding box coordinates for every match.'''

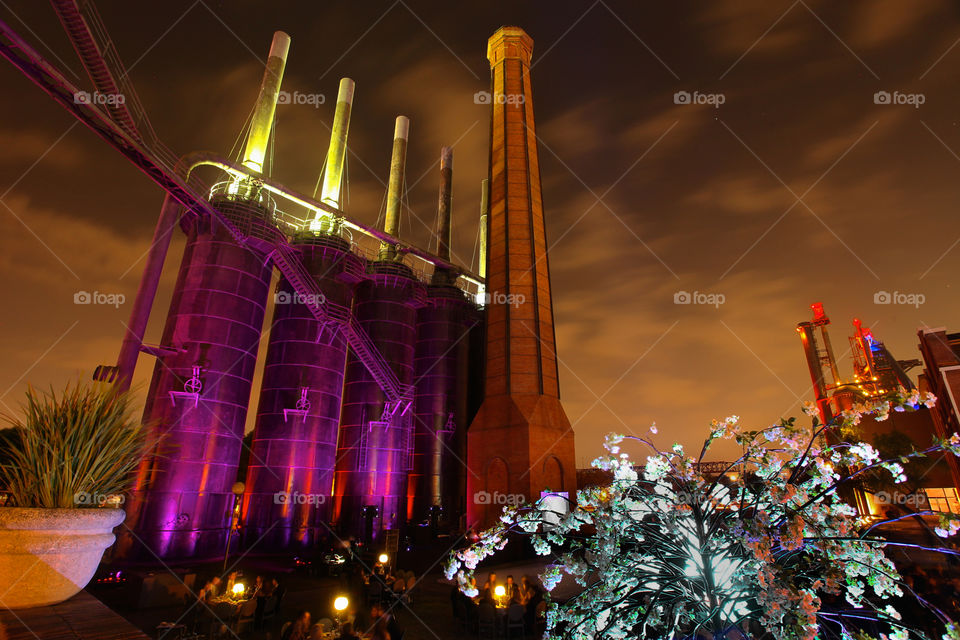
[267,240,413,407]
[50,0,144,141]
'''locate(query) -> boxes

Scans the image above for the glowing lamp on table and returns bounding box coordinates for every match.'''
[333,595,349,630]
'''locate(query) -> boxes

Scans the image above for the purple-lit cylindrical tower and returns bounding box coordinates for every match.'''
[120,193,279,561]
[243,234,361,552]
[409,284,473,528]
[334,263,422,540]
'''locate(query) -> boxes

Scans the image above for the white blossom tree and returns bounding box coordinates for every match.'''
[446,391,960,640]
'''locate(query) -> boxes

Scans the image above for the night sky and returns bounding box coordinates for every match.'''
[1,1,960,465]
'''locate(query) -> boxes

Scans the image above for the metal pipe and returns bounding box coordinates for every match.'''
[241,31,290,173]
[316,78,355,210]
[478,178,488,280]
[798,322,833,424]
[380,116,409,260]
[114,193,180,391]
[819,325,842,386]
[435,147,453,261]
[181,152,484,285]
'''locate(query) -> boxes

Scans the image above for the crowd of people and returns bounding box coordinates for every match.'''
[175,550,553,639]
[278,602,404,640]
[187,570,286,637]
[451,571,545,637]
[275,558,411,640]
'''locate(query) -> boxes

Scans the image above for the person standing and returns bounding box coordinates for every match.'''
[504,575,515,601]
[482,573,498,602]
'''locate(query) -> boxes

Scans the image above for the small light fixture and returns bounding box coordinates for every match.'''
[494,585,505,598]
[334,596,349,612]
[232,583,245,595]
[378,553,389,564]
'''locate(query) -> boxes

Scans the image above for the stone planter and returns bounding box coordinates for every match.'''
[0,507,125,609]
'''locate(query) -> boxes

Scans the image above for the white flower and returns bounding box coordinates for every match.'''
[935,519,960,538]
[460,549,480,569]
[644,455,671,482]
[541,565,563,591]
[848,442,880,465]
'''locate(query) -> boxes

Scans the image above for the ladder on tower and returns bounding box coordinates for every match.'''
[403,411,415,470]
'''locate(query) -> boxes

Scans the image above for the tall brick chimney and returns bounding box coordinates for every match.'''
[466,26,577,529]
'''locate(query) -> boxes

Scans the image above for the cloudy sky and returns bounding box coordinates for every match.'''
[1,1,960,465]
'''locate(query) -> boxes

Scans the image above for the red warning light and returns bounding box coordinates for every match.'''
[811,302,827,323]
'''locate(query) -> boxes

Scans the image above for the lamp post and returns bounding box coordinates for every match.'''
[334,595,349,632]
[223,481,245,572]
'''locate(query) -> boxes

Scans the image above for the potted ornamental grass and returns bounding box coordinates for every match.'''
[0,380,149,609]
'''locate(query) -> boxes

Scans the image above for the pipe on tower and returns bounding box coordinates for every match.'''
[380,116,409,260]
[798,322,833,424]
[316,78,355,212]
[478,178,488,279]
[115,193,180,392]
[435,147,453,261]
[242,31,291,173]
[475,178,489,305]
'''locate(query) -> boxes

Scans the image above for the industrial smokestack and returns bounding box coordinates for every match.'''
[242,31,291,174]
[435,147,453,261]
[317,78,355,209]
[478,178,488,280]
[380,116,409,260]
[798,321,833,424]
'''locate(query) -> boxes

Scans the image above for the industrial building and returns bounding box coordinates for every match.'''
[796,303,959,516]
[81,26,578,561]
[0,4,577,563]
